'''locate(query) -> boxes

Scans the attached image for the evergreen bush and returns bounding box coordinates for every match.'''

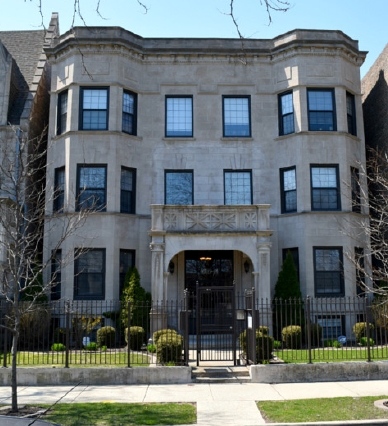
[352,322,374,343]
[97,326,116,348]
[282,325,302,349]
[156,333,183,364]
[125,326,145,351]
[239,329,274,363]
[153,329,178,345]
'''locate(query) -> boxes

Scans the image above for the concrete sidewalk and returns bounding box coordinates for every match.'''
[0,380,388,425]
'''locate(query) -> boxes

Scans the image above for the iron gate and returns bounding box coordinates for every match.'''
[194,285,237,365]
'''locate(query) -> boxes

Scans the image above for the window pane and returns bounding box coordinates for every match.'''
[122,91,136,135]
[121,168,135,213]
[83,111,107,130]
[166,97,192,137]
[78,166,106,211]
[285,191,297,212]
[314,248,343,296]
[120,250,135,294]
[225,171,252,205]
[311,167,337,188]
[75,250,105,299]
[283,169,296,191]
[58,91,68,135]
[83,90,107,109]
[54,167,65,212]
[308,90,335,131]
[308,91,333,111]
[224,97,250,137]
[165,171,193,205]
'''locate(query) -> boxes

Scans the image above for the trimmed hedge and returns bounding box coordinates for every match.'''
[282,325,302,349]
[153,329,178,345]
[156,333,183,364]
[353,322,374,343]
[97,326,116,348]
[125,326,145,351]
[239,329,274,363]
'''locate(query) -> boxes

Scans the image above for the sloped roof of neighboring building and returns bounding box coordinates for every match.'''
[0,30,46,89]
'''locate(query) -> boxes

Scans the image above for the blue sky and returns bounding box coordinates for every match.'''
[1,0,386,77]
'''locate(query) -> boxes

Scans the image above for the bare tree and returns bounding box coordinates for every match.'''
[343,147,388,297]
[33,0,291,35]
[0,126,92,412]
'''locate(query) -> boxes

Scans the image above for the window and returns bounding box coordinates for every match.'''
[74,249,105,300]
[280,167,296,213]
[119,249,135,295]
[165,96,193,137]
[57,90,68,135]
[355,247,365,296]
[122,90,137,135]
[79,87,109,130]
[165,170,193,205]
[307,89,336,131]
[311,165,340,210]
[223,96,251,137]
[51,250,61,301]
[314,247,344,296]
[54,167,65,213]
[279,91,294,135]
[351,167,361,213]
[282,248,299,282]
[346,92,356,136]
[316,316,344,340]
[76,165,107,211]
[121,167,136,213]
[224,170,252,205]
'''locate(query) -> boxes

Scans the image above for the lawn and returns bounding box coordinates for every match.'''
[0,351,150,367]
[276,346,388,363]
[41,402,196,425]
[258,396,388,423]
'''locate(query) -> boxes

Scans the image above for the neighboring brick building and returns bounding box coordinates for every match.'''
[0,13,59,285]
[362,44,388,152]
[42,23,370,339]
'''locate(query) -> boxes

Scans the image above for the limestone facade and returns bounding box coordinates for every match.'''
[43,27,369,306]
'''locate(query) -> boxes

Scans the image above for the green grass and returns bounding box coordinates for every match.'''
[42,402,196,425]
[258,396,388,423]
[0,351,150,367]
[276,346,388,363]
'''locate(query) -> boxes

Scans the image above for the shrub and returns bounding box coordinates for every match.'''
[53,328,68,345]
[51,343,65,352]
[309,323,322,346]
[153,329,178,345]
[352,322,374,343]
[323,339,341,348]
[85,342,98,351]
[273,340,282,350]
[147,344,156,353]
[125,326,145,351]
[360,337,375,346]
[282,325,302,349]
[156,333,183,364]
[239,329,274,363]
[97,326,116,348]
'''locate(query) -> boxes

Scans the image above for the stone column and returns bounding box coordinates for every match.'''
[257,241,272,333]
[149,242,168,336]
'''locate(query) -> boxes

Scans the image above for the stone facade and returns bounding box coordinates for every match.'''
[43,26,369,317]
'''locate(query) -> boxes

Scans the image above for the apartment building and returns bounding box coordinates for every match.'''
[43,25,369,338]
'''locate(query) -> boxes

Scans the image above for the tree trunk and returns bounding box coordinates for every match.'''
[11,330,18,412]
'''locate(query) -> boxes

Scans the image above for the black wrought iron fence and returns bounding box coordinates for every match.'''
[0,296,387,367]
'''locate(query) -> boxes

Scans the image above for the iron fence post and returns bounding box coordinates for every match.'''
[65,300,70,368]
[3,303,7,368]
[183,289,189,366]
[306,296,312,364]
[366,296,372,362]
[127,300,131,368]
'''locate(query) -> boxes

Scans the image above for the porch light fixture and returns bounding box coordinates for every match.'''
[168,261,175,274]
[244,260,250,274]
[200,257,212,261]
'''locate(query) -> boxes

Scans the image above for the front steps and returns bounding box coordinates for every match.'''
[191,366,251,383]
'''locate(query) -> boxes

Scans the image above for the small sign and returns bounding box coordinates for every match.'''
[247,312,252,329]
[82,337,90,347]
[338,335,346,345]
